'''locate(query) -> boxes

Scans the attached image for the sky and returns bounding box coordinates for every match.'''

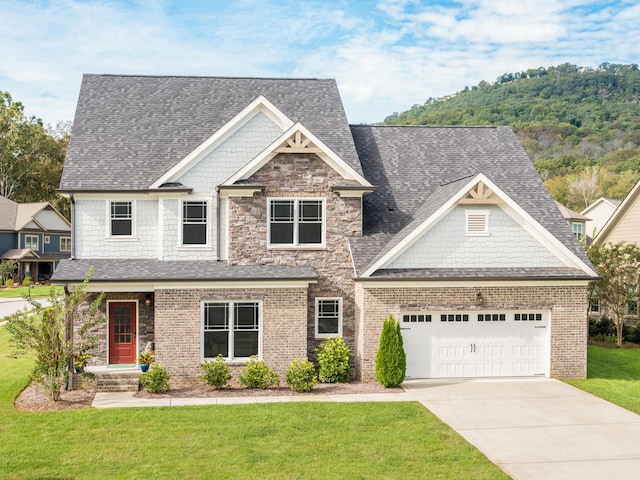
[2,0,640,128]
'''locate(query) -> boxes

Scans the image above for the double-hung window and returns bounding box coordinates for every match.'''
[269,198,324,246]
[24,234,38,251]
[60,237,71,252]
[315,298,342,338]
[182,201,208,245]
[572,222,583,240]
[110,201,133,236]
[203,301,260,360]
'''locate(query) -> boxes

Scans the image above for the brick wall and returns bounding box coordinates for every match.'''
[154,287,308,380]
[355,283,588,381]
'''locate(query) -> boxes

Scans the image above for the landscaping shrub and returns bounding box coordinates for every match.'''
[21,275,31,287]
[590,316,616,337]
[315,336,351,383]
[139,362,171,393]
[238,356,279,388]
[5,279,13,286]
[286,357,317,392]
[375,314,406,388]
[200,354,232,389]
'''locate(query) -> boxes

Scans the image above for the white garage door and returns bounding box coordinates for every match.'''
[401,311,549,378]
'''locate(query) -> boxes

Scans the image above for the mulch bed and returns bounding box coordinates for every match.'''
[15,378,402,412]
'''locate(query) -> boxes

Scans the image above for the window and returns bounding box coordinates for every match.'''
[60,237,71,252]
[24,234,38,251]
[44,235,50,245]
[465,210,489,235]
[589,300,600,313]
[110,201,133,236]
[572,222,583,240]
[182,201,208,245]
[203,301,260,360]
[269,199,324,246]
[315,298,342,337]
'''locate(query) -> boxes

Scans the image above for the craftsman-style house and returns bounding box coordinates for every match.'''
[0,195,71,283]
[52,75,597,382]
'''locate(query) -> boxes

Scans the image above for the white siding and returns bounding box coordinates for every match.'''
[75,199,158,259]
[584,202,617,238]
[33,210,70,231]
[387,205,566,269]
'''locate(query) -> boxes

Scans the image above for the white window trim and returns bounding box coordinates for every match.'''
[60,236,71,252]
[24,234,39,251]
[106,200,137,239]
[465,210,489,236]
[572,222,583,240]
[201,300,262,362]
[44,235,50,245]
[178,198,212,249]
[315,297,343,339]
[267,197,326,248]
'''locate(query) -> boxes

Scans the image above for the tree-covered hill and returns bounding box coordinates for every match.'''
[384,63,640,211]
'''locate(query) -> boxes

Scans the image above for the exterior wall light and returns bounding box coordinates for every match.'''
[476,292,485,305]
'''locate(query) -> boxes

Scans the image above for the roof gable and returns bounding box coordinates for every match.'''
[150,96,292,189]
[61,75,362,191]
[359,174,596,277]
[224,123,372,187]
[593,180,640,245]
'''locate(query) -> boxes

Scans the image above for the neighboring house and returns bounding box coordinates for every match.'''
[581,197,620,240]
[0,195,71,283]
[52,75,597,382]
[555,201,590,242]
[592,181,640,246]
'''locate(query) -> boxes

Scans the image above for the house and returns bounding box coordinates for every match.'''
[592,182,640,246]
[0,195,71,283]
[555,201,590,242]
[52,75,597,383]
[581,197,620,240]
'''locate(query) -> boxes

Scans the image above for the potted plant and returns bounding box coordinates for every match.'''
[74,352,88,373]
[138,351,154,372]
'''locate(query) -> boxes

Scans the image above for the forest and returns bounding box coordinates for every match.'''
[384,63,640,212]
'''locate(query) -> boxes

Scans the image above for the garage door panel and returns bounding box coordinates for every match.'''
[401,310,549,379]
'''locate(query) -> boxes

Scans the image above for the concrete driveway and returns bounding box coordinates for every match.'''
[404,378,640,480]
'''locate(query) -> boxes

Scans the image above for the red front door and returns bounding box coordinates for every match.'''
[109,302,137,364]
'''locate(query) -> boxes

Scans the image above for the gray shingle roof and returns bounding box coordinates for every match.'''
[349,125,593,276]
[0,196,55,231]
[51,259,317,283]
[61,75,361,191]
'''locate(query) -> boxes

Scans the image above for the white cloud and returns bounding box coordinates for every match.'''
[1,0,640,127]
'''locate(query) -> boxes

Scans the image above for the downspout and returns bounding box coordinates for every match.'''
[216,187,220,261]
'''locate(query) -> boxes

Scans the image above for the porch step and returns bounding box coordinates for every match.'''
[95,371,140,393]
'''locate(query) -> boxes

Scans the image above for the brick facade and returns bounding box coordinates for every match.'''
[354,283,588,381]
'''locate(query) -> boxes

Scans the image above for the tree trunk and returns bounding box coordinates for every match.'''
[616,316,624,347]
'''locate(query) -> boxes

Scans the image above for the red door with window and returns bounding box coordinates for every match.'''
[109,302,137,364]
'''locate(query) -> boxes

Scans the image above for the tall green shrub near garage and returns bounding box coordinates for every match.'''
[375,314,406,388]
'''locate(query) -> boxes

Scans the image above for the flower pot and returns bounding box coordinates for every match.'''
[140,363,150,373]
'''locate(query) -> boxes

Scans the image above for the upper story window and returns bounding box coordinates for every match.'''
[24,234,38,251]
[268,198,325,247]
[572,222,583,240]
[465,210,489,236]
[44,235,50,245]
[60,237,71,252]
[110,201,133,237]
[182,201,208,245]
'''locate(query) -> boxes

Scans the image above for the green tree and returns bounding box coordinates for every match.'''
[375,315,406,388]
[0,260,17,284]
[0,92,69,217]
[6,268,104,400]
[587,242,640,347]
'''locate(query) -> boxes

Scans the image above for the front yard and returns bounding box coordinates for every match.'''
[0,327,507,479]
[0,285,63,299]
[565,345,640,414]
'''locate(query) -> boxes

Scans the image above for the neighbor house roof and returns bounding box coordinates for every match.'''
[349,125,592,276]
[581,197,621,216]
[0,196,55,231]
[555,201,590,222]
[592,179,640,246]
[61,75,362,191]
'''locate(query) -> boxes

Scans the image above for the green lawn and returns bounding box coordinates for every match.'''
[0,285,63,299]
[0,327,507,480]
[566,345,640,414]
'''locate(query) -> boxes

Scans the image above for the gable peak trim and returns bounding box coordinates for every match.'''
[274,130,323,154]
[457,181,504,204]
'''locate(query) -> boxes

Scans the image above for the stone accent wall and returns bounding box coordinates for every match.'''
[154,287,308,380]
[354,283,588,381]
[227,154,362,368]
[74,292,155,367]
